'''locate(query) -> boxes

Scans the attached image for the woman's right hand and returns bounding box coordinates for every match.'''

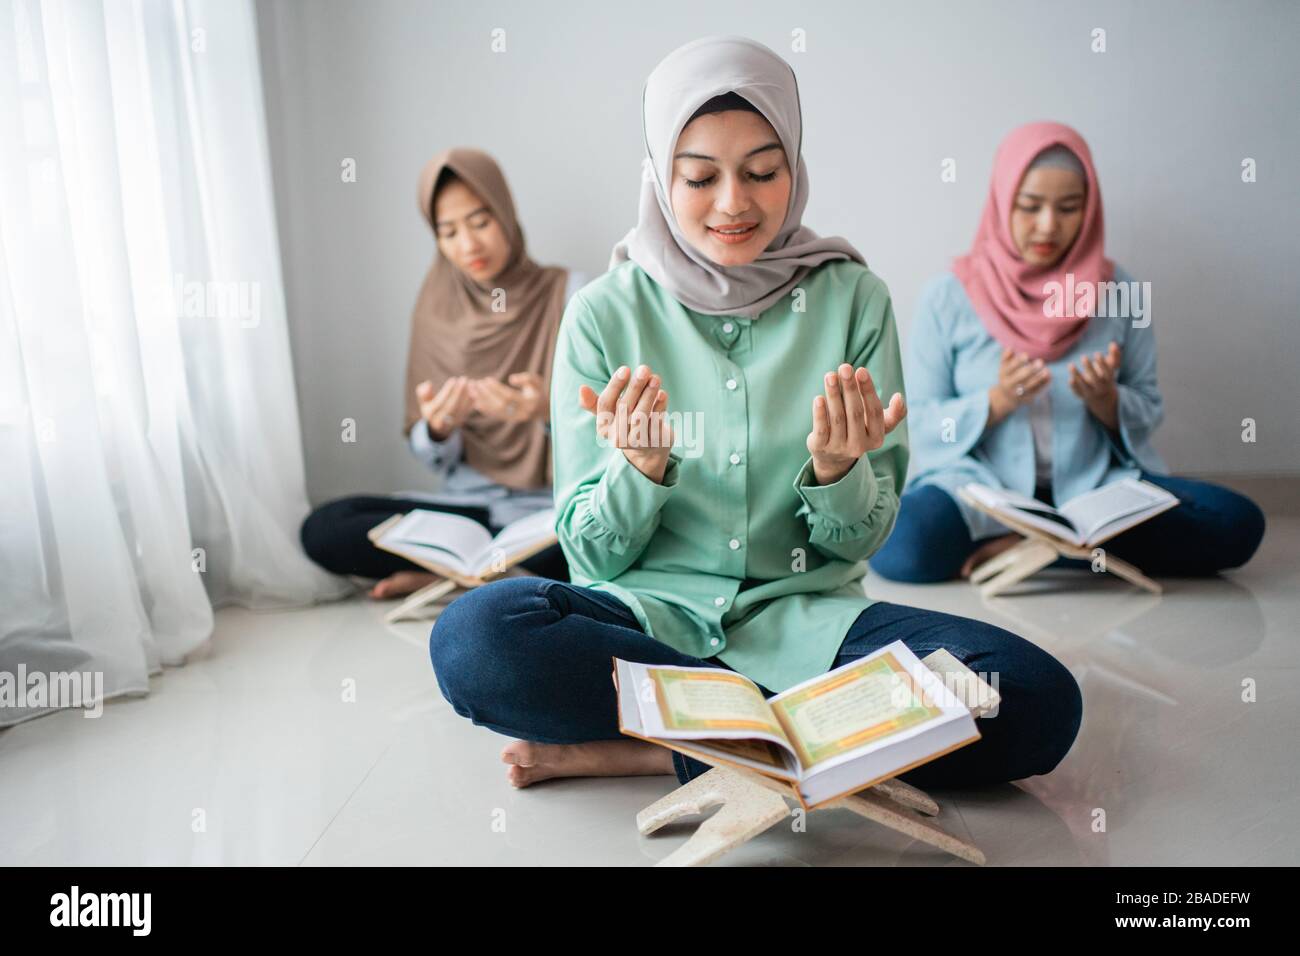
[578,364,674,484]
[988,348,1051,426]
[417,377,475,441]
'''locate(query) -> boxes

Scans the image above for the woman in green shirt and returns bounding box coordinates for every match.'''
[429,36,1082,793]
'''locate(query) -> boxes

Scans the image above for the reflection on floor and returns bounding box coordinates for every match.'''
[1,518,1296,866]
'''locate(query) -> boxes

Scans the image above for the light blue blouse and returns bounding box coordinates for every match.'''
[905,266,1167,540]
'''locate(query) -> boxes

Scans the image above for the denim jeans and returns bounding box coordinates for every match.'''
[869,473,1266,584]
[430,576,1083,788]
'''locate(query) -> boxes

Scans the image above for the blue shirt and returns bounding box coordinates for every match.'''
[905,267,1167,540]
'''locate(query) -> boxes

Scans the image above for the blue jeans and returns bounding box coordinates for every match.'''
[429,577,1083,788]
[870,473,1266,583]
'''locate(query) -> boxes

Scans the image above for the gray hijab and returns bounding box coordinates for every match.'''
[609,36,865,318]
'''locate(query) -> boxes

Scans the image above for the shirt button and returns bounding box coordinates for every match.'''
[722,322,734,334]
[714,596,726,607]
[729,452,741,465]
[725,378,737,390]
[728,538,741,550]
[710,637,721,647]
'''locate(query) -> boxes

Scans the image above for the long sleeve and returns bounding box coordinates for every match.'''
[550,294,681,582]
[1107,271,1164,465]
[904,277,991,473]
[792,282,909,564]
[408,419,463,483]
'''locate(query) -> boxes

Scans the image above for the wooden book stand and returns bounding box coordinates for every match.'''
[635,649,997,867]
[957,488,1161,598]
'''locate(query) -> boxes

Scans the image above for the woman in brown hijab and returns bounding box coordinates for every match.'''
[301,148,584,597]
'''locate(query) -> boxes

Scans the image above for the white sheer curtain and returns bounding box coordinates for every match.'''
[0,0,348,726]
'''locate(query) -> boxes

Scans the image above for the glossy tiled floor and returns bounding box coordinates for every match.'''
[2,518,1297,866]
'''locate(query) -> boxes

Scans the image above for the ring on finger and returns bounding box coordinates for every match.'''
[1015,384,1025,397]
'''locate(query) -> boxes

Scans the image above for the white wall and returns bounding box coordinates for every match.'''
[256,0,1300,504]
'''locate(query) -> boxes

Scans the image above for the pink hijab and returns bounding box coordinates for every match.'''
[952,121,1113,360]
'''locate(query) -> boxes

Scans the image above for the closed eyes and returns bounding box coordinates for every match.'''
[684,169,780,190]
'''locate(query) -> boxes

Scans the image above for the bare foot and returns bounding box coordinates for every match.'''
[960,534,1021,579]
[500,739,674,788]
[369,570,437,599]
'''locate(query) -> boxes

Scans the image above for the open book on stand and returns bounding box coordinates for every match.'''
[962,478,1178,548]
[368,507,557,589]
[616,641,997,810]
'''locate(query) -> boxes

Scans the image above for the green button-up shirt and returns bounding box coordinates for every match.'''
[549,259,908,693]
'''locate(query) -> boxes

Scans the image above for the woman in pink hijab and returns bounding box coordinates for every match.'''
[871,121,1264,583]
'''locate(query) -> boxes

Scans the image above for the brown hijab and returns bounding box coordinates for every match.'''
[403,148,570,491]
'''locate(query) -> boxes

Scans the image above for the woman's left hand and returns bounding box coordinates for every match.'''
[470,372,548,423]
[806,363,906,486]
[1068,341,1121,432]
